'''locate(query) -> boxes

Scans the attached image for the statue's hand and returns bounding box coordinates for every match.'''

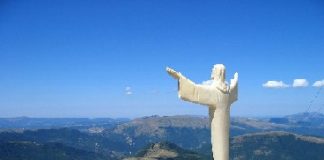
[166,67,182,79]
[233,72,238,83]
[230,72,238,86]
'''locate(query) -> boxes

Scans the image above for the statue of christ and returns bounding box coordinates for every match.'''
[166,64,238,160]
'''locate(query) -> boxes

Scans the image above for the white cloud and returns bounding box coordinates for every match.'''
[201,80,229,86]
[262,81,289,88]
[125,86,133,95]
[201,80,213,85]
[292,79,309,87]
[126,91,132,95]
[313,80,324,87]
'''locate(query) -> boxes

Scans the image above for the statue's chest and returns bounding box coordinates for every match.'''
[215,93,230,105]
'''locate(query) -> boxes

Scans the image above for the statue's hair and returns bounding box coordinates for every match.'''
[211,64,226,82]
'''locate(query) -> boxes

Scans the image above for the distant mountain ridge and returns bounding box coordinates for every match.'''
[284,112,324,126]
[107,112,324,155]
[0,117,129,130]
[2,112,324,134]
[0,112,324,159]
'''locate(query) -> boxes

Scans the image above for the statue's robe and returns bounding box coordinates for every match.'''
[177,76,237,160]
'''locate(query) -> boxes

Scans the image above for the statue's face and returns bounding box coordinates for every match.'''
[211,64,226,82]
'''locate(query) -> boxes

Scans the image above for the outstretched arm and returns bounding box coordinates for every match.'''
[229,72,238,104]
[166,67,216,106]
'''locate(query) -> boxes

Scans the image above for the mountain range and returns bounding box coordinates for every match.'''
[0,112,324,159]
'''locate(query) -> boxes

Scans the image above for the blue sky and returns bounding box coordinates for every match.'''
[0,0,323,118]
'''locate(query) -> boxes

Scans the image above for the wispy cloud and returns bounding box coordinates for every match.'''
[201,80,213,85]
[313,80,324,87]
[262,81,289,88]
[292,79,309,88]
[125,86,133,95]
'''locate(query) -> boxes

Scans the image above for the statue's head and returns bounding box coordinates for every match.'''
[211,64,226,82]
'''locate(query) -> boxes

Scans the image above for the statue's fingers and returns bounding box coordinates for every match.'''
[166,67,175,74]
[166,67,180,79]
[167,67,177,73]
[167,68,175,75]
[167,70,176,78]
[230,73,238,87]
[234,72,238,80]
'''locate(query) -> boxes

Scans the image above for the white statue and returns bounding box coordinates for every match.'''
[166,64,238,160]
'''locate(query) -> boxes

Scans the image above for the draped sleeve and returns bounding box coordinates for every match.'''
[178,76,217,106]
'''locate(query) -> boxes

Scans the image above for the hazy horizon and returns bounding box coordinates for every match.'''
[0,111,321,119]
